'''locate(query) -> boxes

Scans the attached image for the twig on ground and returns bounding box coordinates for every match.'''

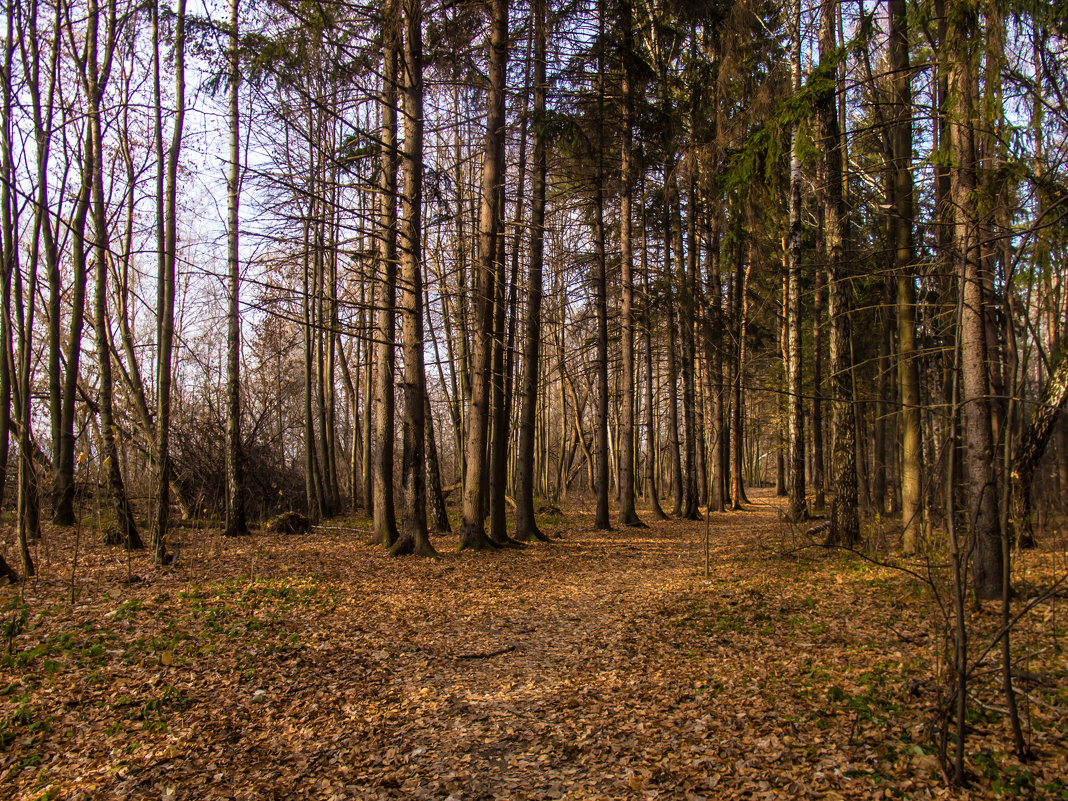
[454,645,517,660]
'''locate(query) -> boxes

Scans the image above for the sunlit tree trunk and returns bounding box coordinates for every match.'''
[706,224,726,513]
[373,4,400,546]
[730,224,750,509]
[392,0,436,557]
[642,178,667,520]
[785,0,806,522]
[459,0,508,550]
[661,169,684,517]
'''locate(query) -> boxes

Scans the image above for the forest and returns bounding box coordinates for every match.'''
[0,0,1067,796]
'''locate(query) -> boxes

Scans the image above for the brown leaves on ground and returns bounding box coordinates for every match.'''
[1,489,1066,800]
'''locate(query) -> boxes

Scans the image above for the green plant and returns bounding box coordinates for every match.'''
[2,597,29,652]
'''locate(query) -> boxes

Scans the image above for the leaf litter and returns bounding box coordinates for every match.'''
[1,488,1066,799]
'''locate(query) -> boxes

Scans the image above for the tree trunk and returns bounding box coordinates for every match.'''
[52,133,92,526]
[362,276,374,517]
[819,0,858,547]
[391,0,436,557]
[873,310,890,515]
[948,3,1001,599]
[706,225,726,513]
[663,173,684,517]
[2,3,34,573]
[1012,354,1068,547]
[18,0,61,563]
[617,0,642,527]
[85,0,142,552]
[224,0,248,537]
[813,261,826,511]
[459,0,508,550]
[891,0,922,553]
[730,229,750,509]
[488,207,513,543]
[592,6,611,532]
[373,7,399,546]
[514,0,549,542]
[786,0,806,522]
[642,187,667,520]
[424,390,451,534]
[678,175,701,520]
[152,0,186,564]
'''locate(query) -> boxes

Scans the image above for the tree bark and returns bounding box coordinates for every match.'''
[819,0,858,546]
[392,0,436,557]
[618,0,643,527]
[459,0,508,550]
[642,183,667,520]
[592,4,611,531]
[706,225,726,513]
[678,175,701,520]
[730,228,750,509]
[890,0,922,553]
[1012,354,1068,547]
[84,0,142,552]
[947,0,1001,599]
[2,0,35,573]
[151,0,186,563]
[424,390,451,534]
[786,0,806,522]
[51,88,93,526]
[514,0,549,542]
[662,170,684,517]
[224,0,248,537]
[373,5,400,546]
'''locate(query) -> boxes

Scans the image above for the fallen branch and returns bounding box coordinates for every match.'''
[313,524,375,536]
[454,645,516,660]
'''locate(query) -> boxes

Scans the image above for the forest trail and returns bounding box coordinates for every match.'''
[2,491,1066,799]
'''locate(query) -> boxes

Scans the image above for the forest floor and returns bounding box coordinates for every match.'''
[0,489,1066,800]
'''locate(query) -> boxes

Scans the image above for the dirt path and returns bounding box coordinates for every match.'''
[2,490,1066,799]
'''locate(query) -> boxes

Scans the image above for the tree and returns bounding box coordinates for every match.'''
[152,0,187,564]
[592,0,611,531]
[784,0,805,523]
[225,0,249,538]
[85,0,142,552]
[373,0,400,547]
[459,0,508,551]
[946,0,1001,599]
[514,0,549,542]
[392,0,436,557]
[617,0,643,528]
[888,0,922,553]
[818,0,858,547]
